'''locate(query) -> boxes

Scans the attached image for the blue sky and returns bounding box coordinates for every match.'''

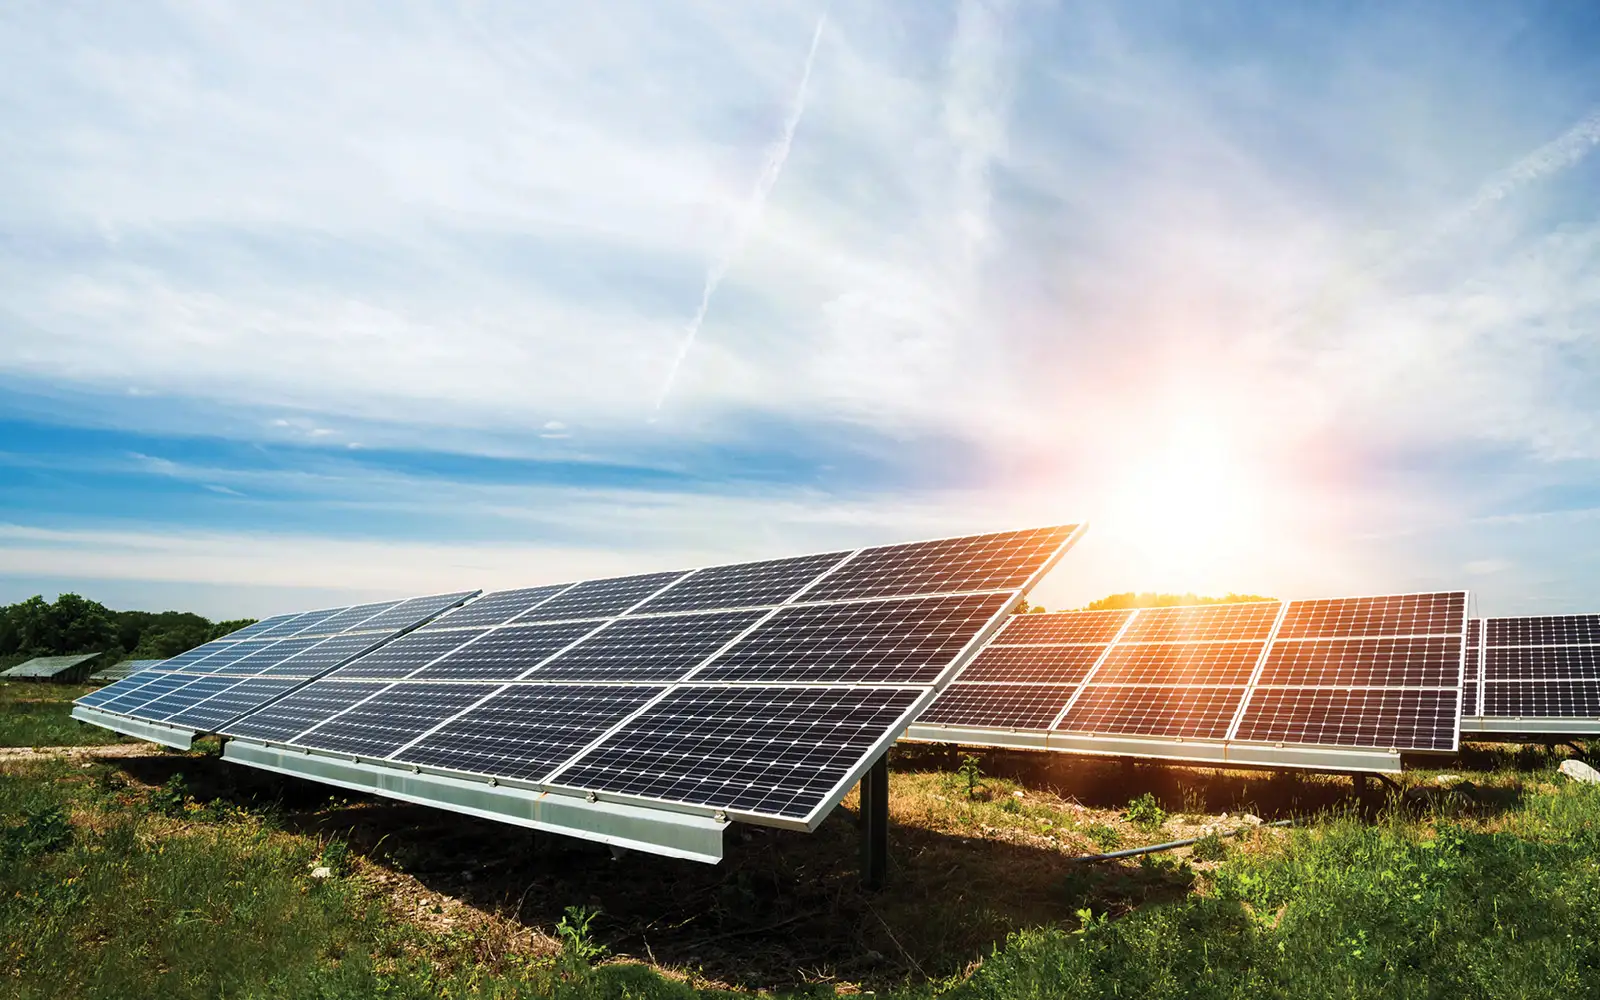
[3,0,1599,619]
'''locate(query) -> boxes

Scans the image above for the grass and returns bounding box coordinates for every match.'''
[0,725,1596,998]
[0,681,133,748]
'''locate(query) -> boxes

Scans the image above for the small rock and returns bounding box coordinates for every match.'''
[310,866,333,879]
[1435,774,1463,786]
[461,870,475,882]
[1013,790,1025,799]
[1559,759,1600,784]
[1238,813,1262,826]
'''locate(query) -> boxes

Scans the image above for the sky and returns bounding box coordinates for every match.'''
[2,0,1599,620]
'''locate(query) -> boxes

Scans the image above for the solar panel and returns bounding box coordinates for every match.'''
[201,524,1083,860]
[354,591,478,632]
[326,627,492,679]
[298,601,398,635]
[909,591,1469,768]
[253,607,343,639]
[394,684,667,781]
[254,633,394,677]
[696,593,1011,685]
[409,622,598,681]
[516,571,688,622]
[955,645,1107,683]
[100,672,191,714]
[1466,613,1600,733]
[138,675,241,721]
[209,637,323,676]
[425,585,571,629]
[216,615,298,640]
[547,685,925,822]
[185,639,286,673]
[168,677,302,731]
[917,683,1078,729]
[632,551,850,613]
[532,611,766,683]
[223,680,389,743]
[802,526,1074,602]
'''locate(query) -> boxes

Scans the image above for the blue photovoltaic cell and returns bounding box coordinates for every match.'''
[425,586,570,629]
[301,601,397,635]
[101,672,192,715]
[632,552,849,614]
[327,627,491,679]
[513,571,687,622]
[801,527,1075,602]
[531,611,766,683]
[210,637,323,676]
[140,676,240,721]
[253,633,391,677]
[355,591,477,632]
[221,680,389,743]
[293,683,499,758]
[168,677,302,731]
[216,615,298,641]
[409,622,595,681]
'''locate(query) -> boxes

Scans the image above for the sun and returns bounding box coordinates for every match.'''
[1097,420,1271,593]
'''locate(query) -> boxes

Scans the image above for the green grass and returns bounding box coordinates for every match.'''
[0,682,132,748]
[0,740,1597,998]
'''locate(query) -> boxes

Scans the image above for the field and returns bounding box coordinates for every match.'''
[0,681,135,749]
[2,688,1597,998]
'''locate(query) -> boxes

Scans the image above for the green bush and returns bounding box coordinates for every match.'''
[1124,793,1167,832]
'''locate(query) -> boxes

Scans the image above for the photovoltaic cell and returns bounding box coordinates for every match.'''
[633,551,850,613]
[101,672,191,714]
[917,684,1078,729]
[253,608,342,639]
[77,672,164,708]
[1090,641,1266,687]
[533,611,766,683]
[410,622,597,681]
[1255,637,1464,688]
[299,601,397,635]
[1234,688,1457,751]
[328,628,491,679]
[1117,602,1281,643]
[1486,614,1600,647]
[186,639,288,674]
[210,637,323,676]
[1484,646,1600,681]
[354,591,478,632]
[1484,680,1600,717]
[697,593,1011,685]
[550,685,924,821]
[220,680,388,743]
[954,644,1107,683]
[516,571,687,622]
[1463,681,1479,717]
[802,526,1075,602]
[1056,685,1245,740]
[996,609,1133,645]
[168,677,302,731]
[217,615,298,641]
[1274,593,1465,639]
[160,642,239,670]
[294,683,499,758]
[395,685,667,781]
[140,676,239,720]
[255,633,392,677]
[426,586,570,629]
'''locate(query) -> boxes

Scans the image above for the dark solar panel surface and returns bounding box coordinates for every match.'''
[302,601,396,635]
[101,672,191,714]
[1486,614,1600,647]
[396,685,667,781]
[256,634,390,677]
[218,615,298,641]
[141,676,238,720]
[1484,680,1600,717]
[356,591,477,632]
[1092,642,1266,687]
[996,609,1132,645]
[328,628,490,679]
[917,684,1078,729]
[78,673,158,708]
[160,642,238,670]
[213,637,323,676]
[1485,646,1600,681]
[802,526,1074,602]
[1275,593,1466,639]
[1234,688,1458,750]
[221,681,388,743]
[168,677,301,730]
[427,585,570,629]
[1056,685,1246,740]
[1255,636,1463,688]
[410,622,597,681]
[533,611,765,682]
[954,644,1107,683]
[294,683,499,758]
[697,593,1011,685]
[633,552,850,613]
[1117,602,1281,643]
[184,640,280,673]
[551,685,923,820]
[1463,681,1479,717]
[517,571,687,622]
[255,608,340,639]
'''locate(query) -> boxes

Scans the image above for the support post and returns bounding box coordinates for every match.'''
[860,753,889,891]
[1354,773,1379,816]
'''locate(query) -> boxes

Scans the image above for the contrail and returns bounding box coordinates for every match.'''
[1450,106,1600,227]
[653,9,828,413]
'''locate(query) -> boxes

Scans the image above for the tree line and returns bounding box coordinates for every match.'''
[0,594,256,664]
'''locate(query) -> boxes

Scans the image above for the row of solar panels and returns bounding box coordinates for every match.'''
[71,522,1600,863]
[73,526,1081,858]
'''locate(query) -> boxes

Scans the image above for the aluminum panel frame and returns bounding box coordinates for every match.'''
[71,705,194,750]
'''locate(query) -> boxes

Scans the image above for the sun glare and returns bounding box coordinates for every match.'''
[1098,420,1271,593]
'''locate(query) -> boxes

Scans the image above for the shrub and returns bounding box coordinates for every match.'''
[1125,792,1167,832]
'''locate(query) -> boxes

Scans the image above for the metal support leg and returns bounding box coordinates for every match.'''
[860,754,889,891]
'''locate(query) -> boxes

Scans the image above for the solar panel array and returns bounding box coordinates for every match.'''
[73,592,477,734]
[1466,614,1600,730]
[914,591,1469,763]
[214,525,1081,827]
